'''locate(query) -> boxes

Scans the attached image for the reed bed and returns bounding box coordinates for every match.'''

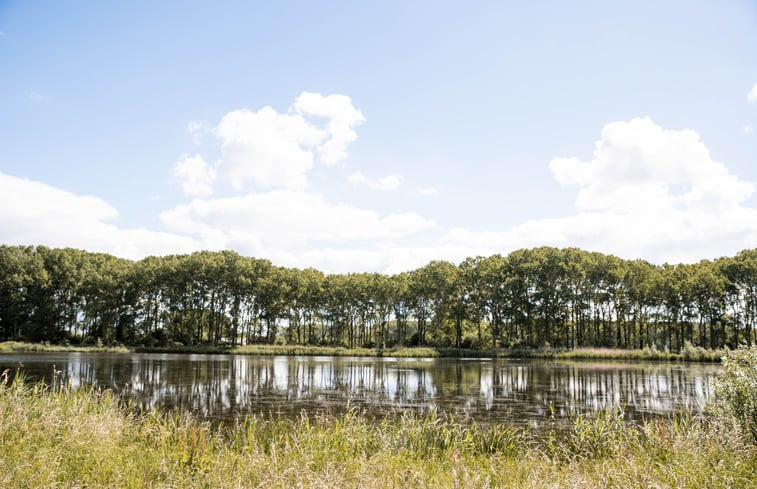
[0,340,130,354]
[1,341,728,362]
[509,343,728,362]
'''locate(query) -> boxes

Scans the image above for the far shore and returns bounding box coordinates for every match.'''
[0,341,727,362]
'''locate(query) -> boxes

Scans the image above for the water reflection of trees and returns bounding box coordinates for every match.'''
[476,362,713,424]
[6,355,719,425]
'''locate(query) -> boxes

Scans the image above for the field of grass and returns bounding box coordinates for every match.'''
[0,341,728,362]
[0,368,754,488]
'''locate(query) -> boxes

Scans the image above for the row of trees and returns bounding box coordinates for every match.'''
[1,245,755,351]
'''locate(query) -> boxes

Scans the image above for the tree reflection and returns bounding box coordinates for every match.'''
[0,354,719,427]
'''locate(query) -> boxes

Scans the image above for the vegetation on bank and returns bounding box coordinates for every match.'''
[2,246,757,355]
[713,346,757,441]
[0,340,130,354]
[1,347,756,488]
[230,343,730,362]
[0,340,728,362]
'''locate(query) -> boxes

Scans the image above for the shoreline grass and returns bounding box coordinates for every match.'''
[0,341,727,362]
[0,374,754,488]
[0,340,131,354]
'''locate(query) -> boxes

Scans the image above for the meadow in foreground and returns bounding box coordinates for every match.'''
[0,348,755,488]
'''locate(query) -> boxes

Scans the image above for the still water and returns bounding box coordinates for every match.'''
[0,353,721,428]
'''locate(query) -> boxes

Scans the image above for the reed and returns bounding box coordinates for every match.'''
[1,341,729,362]
[0,340,130,353]
[493,345,727,362]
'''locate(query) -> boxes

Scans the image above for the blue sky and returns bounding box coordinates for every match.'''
[1,1,756,272]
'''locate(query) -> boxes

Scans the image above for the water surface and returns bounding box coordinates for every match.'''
[0,353,720,428]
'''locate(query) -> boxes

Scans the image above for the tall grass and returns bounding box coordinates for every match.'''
[0,340,130,353]
[219,344,730,362]
[483,344,727,362]
[1,341,729,362]
[229,344,379,357]
[1,368,755,488]
[230,345,443,358]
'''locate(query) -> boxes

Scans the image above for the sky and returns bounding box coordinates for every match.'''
[1,0,757,273]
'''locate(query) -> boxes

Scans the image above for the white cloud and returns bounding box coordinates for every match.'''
[444,117,757,264]
[291,244,465,274]
[417,187,440,196]
[173,154,216,197]
[4,114,755,274]
[28,92,46,102]
[348,171,401,191]
[210,92,364,191]
[0,172,199,259]
[549,117,753,214]
[215,107,321,190]
[745,125,753,134]
[292,92,365,165]
[159,191,436,257]
[748,83,757,103]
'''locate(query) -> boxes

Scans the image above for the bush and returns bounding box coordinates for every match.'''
[714,345,757,442]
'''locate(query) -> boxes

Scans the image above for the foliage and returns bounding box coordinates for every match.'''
[1,245,756,353]
[713,346,757,441]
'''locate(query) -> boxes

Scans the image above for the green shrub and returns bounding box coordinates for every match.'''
[714,346,757,442]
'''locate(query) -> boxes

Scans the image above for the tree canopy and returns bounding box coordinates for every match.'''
[1,245,755,351]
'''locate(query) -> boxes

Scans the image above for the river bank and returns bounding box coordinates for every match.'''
[0,341,728,362]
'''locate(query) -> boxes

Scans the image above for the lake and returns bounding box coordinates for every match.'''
[0,353,721,428]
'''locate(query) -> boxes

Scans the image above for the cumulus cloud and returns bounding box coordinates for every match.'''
[159,191,436,255]
[4,114,755,274]
[215,107,321,190]
[444,117,757,264]
[0,172,199,259]
[173,154,217,197]
[549,117,753,214]
[209,92,364,191]
[0,169,440,272]
[291,244,468,274]
[348,171,401,191]
[748,83,757,103]
[293,92,365,165]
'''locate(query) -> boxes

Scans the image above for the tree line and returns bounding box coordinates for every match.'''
[1,245,755,351]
